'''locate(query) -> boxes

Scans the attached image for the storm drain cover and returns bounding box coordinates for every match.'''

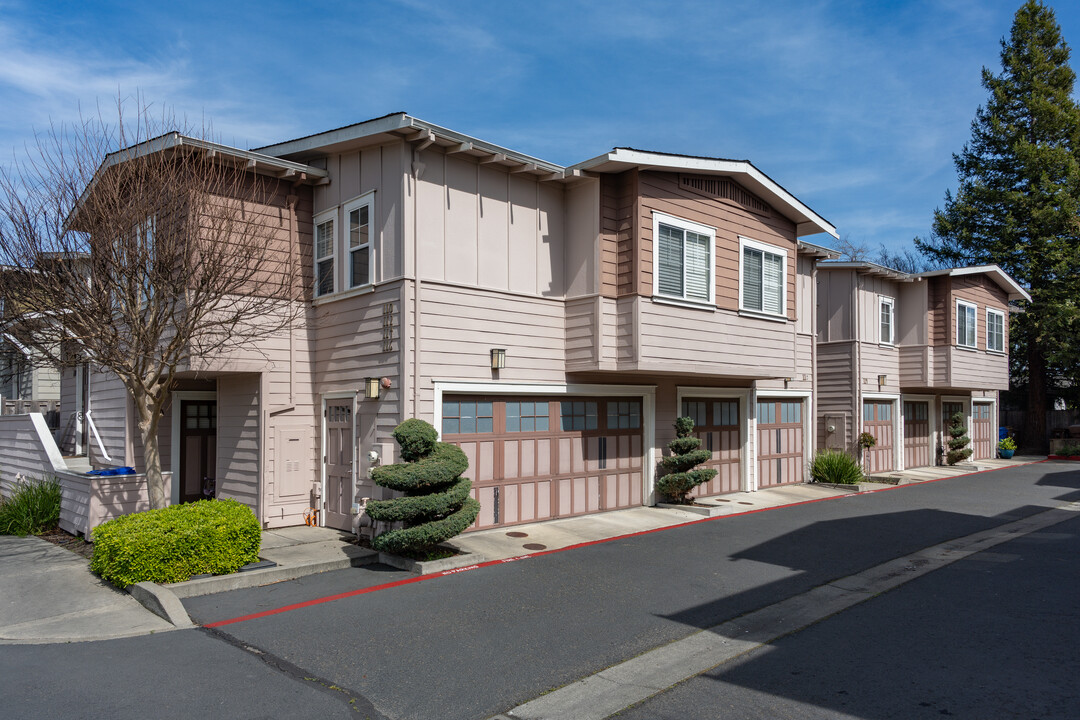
[522,543,547,551]
[506,531,528,538]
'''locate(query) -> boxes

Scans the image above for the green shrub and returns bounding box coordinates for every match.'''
[656,417,717,503]
[90,499,260,586]
[809,450,864,485]
[0,475,62,536]
[998,436,1017,452]
[946,411,973,465]
[1055,440,1080,456]
[366,419,481,556]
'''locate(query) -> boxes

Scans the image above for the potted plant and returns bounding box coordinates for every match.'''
[998,436,1017,459]
[857,431,877,473]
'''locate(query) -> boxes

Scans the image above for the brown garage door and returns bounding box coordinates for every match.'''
[972,403,994,460]
[903,401,930,469]
[682,398,741,496]
[757,399,804,488]
[443,396,644,531]
[863,400,895,474]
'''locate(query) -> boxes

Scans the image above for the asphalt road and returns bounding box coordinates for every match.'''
[1,461,1077,720]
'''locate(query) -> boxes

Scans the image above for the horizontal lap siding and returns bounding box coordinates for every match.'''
[217,374,260,512]
[638,172,798,318]
[637,301,795,376]
[88,370,128,465]
[949,348,1009,390]
[0,415,58,495]
[816,342,856,449]
[565,297,597,367]
[900,346,929,387]
[860,343,901,395]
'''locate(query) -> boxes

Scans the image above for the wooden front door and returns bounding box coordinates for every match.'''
[862,400,895,473]
[179,400,216,503]
[323,399,355,531]
[756,399,804,488]
[972,402,994,460]
[682,398,741,496]
[903,401,930,469]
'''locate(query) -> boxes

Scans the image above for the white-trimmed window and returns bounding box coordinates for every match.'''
[879,296,894,345]
[653,212,715,305]
[314,210,335,297]
[957,300,977,348]
[986,308,1005,353]
[344,193,373,289]
[740,237,786,316]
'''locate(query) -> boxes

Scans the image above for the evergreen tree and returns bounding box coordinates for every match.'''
[917,0,1080,449]
[656,417,717,504]
[946,412,974,465]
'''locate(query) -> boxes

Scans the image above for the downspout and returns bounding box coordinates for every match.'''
[286,194,298,408]
[410,132,433,420]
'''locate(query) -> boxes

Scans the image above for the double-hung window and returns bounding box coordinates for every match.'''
[740,237,786,317]
[344,193,373,289]
[879,296,894,345]
[956,300,977,348]
[314,210,335,297]
[653,213,715,305]
[986,308,1005,353]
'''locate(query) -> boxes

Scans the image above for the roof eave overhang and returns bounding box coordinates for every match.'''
[917,265,1032,302]
[570,149,838,240]
[818,261,914,281]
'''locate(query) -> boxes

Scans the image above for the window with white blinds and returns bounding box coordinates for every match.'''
[653,213,715,305]
[740,238,786,316]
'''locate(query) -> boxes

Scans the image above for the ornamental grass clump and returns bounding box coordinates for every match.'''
[365,419,481,556]
[90,499,260,586]
[808,450,864,485]
[656,417,717,504]
[0,475,62,536]
[946,411,973,465]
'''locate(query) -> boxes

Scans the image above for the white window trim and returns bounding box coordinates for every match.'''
[986,308,1005,354]
[956,299,977,349]
[169,390,217,506]
[343,191,375,291]
[879,295,895,346]
[739,236,787,318]
[652,211,716,307]
[314,208,337,297]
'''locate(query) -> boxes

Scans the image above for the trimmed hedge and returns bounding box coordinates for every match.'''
[656,416,717,503]
[366,419,481,555]
[90,499,260,587]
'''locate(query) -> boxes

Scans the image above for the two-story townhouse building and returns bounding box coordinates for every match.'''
[816,262,1029,473]
[64,113,839,534]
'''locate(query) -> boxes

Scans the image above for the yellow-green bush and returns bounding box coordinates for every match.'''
[90,499,260,586]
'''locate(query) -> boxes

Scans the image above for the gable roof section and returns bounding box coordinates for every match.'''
[570,148,838,240]
[916,265,1032,302]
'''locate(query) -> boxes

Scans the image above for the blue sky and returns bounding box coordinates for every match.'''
[2,0,1079,253]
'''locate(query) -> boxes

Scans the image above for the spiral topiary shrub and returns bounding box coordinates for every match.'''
[365,419,481,556]
[946,411,973,465]
[656,417,717,503]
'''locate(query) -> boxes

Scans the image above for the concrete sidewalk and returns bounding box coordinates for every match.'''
[0,535,175,644]
[0,454,1044,644]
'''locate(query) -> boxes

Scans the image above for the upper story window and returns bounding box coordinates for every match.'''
[986,308,1005,353]
[956,300,977,348]
[344,193,373,289]
[314,192,376,299]
[879,296,894,345]
[653,212,715,305]
[314,211,335,297]
[740,237,786,317]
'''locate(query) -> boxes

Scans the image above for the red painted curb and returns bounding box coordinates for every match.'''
[203,459,1047,629]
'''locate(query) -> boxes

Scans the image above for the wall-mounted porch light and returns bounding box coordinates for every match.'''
[490,348,506,370]
[878,374,887,388]
[365,377,380,399]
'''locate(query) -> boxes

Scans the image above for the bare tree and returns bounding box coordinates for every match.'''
[0,102,303,509]
[834,234,871,262]
[875,241,943,274]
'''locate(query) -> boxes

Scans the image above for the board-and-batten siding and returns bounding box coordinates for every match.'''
[637,171,798,319]
[314,143,404,282]
[817,270,855,342]
[414,148,565,297]
[816,342,856,450]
